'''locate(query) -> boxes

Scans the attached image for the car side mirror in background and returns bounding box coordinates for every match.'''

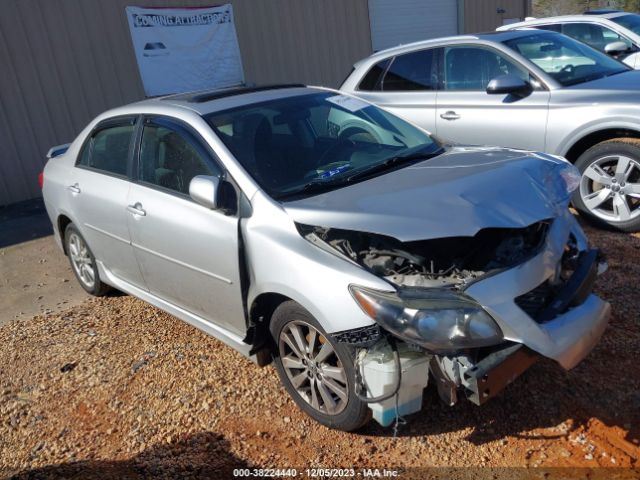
[189,175,220,210]
[604,41,630,57]
[486,74,532,98]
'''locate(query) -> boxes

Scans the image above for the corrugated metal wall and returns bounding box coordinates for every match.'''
[463,0,531,33]
[0,0,372,206]
[368,0,460,51]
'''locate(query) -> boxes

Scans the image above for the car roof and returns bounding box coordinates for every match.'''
[584,9,624,15]
[500,12,634,29]
[131,84,327,116]
[600,11,636,19]
[355,30,538,66]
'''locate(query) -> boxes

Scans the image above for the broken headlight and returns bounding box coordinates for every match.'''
[349,285,503,352]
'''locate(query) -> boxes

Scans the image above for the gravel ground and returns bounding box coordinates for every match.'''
[1,222,639,479]
[0,236,88,326]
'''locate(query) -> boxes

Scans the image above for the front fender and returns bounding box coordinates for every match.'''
[243,194,390,334]
[552,116,640,157]
[546,100,640,156]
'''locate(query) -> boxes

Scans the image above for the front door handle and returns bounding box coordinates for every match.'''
[126,203,146,217]
[440,111,461,121]
[66,183,81,194]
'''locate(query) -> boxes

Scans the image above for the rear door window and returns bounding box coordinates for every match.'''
[534,24,561,33]
[77,120,136,177]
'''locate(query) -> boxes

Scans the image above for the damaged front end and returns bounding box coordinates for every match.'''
[298,216,608,426]
[298,221,551,354]
[298,221,550,289]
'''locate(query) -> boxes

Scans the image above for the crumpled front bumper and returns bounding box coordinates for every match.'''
[464,210,611,371]
[462,286,610,406]
[539,293,610,369]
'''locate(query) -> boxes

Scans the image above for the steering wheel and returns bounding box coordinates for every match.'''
[560,64,574,75]
[317,138,356,166]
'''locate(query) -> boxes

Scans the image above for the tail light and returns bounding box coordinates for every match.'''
[38,172,44,189]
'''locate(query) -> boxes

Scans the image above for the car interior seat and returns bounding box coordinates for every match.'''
[231,113,271,181]
[156,132,184,192]
[254,118,278,188]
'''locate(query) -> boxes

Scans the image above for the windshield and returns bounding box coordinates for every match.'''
[502,31,629,86]
[611,13,640,36]
[205,91,440,200]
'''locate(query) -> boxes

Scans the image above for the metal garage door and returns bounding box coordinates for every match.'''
[368,0,459,52]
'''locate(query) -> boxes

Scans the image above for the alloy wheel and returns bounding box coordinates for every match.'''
[580,154,640,223]
[278,321,349,416]
[68,232,96,289]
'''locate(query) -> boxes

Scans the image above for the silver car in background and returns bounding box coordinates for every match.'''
[341,29,640,231]
[42,85,610,431]
[498,11,640,68]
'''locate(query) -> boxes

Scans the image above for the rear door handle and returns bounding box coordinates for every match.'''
[126,203,146,217]
[66,183,81,194]
[440,111,461,121]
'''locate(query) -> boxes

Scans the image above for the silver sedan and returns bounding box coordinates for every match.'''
[42,85,610,431]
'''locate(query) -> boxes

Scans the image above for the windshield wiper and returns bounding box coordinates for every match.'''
[603,69,628,78]
[345,148,443,183]
[276,146,443,201]
[275,178,351,200]
[566,69,628,86]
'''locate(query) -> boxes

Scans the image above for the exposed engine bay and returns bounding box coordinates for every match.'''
[299,221,551,288]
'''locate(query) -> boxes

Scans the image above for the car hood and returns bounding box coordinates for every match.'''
[565,68,640,92]
[282,146,572,242]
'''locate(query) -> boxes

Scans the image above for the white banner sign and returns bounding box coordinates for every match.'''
[126,4,244,96]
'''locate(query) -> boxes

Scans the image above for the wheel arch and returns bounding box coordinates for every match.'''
[57,214,74,255]
[564,128,640,163]
[245,292,293,366]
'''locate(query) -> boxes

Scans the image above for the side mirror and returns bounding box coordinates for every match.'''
[189,175,220,209]
[486,74,532,98]
[604,41,630,56]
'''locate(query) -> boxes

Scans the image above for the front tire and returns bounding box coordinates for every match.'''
[64,224,111,296]
[572,138,640,232]
[270,301,370,431]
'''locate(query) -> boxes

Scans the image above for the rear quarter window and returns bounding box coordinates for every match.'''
[357,59,390,91]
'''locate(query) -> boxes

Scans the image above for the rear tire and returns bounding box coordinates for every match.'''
[572,138,640,232]
[270,301,370,431]
[64,224,111,296]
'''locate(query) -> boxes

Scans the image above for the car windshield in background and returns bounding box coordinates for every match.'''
[503,32,629,86]
[611,13,640,36]
[205,92,440,200]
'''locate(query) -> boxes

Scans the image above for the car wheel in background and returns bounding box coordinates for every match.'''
[572,138,640,232]
[270,301,370,432]
[64,224,111,296]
